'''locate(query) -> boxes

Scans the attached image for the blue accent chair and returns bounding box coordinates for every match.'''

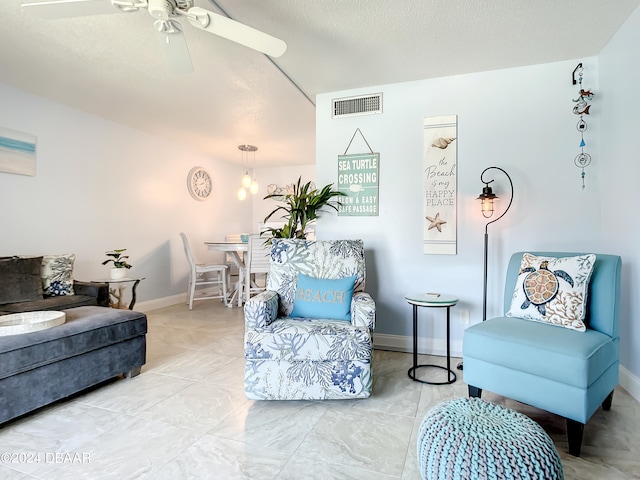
[463,252,622,456]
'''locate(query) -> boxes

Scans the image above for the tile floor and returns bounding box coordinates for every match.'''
[1,301,639,479]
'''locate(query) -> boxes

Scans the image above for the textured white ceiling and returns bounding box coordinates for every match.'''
[1,0,638,167]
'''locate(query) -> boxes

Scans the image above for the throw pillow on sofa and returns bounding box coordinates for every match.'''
[0,256,44,304]
[41,254,76,296]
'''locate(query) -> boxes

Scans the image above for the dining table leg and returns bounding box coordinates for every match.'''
[228,251,245,307]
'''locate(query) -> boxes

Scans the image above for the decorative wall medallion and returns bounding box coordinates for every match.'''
[266,181,315,200]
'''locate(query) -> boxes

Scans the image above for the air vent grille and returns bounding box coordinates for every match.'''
[332,93,383,118]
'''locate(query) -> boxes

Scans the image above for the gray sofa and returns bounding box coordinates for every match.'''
[0,306,147,424]
[0,256,146,424]
[0,280,110,314]
[0,255,110,315]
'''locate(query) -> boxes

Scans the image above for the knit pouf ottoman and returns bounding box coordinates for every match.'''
[417,397,563,480]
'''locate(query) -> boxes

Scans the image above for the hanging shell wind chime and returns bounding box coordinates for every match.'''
[572,63,594,189]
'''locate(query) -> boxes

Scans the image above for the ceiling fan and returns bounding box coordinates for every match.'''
[21,0,288,74]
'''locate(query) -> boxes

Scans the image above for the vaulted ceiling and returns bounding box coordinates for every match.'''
[1,0,638,167]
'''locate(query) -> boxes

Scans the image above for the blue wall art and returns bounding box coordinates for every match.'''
[0,127,36,176]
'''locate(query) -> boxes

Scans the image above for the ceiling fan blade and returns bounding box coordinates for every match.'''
[21,0,120,19]
[155,20,194,75]
[185,6,287,58]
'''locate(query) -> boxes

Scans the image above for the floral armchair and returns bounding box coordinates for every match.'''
[243,239,376,400]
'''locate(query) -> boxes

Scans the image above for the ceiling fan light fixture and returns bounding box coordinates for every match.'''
[22,0,287,75]
[147,0,173,20]
[154,18,182,34]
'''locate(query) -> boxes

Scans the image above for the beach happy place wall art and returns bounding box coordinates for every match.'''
[423,115,457,255]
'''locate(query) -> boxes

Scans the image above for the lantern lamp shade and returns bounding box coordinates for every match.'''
[477,185,498,218]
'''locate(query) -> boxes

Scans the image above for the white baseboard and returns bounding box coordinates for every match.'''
[619,364,640,402]
[373,333,462,358]
[133,293,186,313]
[374,333,640,403]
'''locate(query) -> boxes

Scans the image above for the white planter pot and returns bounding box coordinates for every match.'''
[110,268,127,280]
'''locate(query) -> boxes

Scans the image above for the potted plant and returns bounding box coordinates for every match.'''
[102,249,132,280]
[262,176,345,240]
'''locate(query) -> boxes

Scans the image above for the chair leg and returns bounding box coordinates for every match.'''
[237,267,246,307]
[566,418,584,456]
[468,385,482,398]
[188,271,196,310]
[602,390,614,411]
[221,269,229,307]
[244,267,251,303]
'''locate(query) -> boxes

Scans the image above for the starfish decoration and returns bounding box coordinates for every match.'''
[426,212,447,232]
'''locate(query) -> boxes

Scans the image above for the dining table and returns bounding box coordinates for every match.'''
[205,241,248,307]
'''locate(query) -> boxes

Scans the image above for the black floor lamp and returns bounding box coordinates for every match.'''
[477,167,514,322]
[457,167,513,371]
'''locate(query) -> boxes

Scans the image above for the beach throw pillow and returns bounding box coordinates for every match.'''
[290,274,357,321]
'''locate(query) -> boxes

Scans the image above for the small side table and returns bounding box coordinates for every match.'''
[91,277,145,310]
[405,293,458,385]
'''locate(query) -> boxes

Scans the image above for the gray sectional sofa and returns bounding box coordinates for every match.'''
[0,306,147,424]
[0,256,147,424]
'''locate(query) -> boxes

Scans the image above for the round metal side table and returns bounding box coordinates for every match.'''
[405,293,458,385]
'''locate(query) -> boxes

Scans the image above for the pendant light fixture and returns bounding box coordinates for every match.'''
[238,144,258,200]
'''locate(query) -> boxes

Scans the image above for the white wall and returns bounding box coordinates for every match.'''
[0,84,252,305]
[316,58,605,356]
[599,5,640,383]
[251,165,316,233]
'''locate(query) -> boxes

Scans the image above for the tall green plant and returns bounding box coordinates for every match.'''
[263,177,345,239]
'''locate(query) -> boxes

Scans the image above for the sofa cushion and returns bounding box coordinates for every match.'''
[245,318,372,362]
[463,316,617,389]
[0,295,99,313]
[0,306,147,380]
[0,256,43,305]
[290,274,356,321]
[41,254,76,296]
[506,253,595,332]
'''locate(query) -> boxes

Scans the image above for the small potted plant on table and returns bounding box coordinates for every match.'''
[102,249,132,280]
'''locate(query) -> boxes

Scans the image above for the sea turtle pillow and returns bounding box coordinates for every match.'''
[506,253,596,332]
